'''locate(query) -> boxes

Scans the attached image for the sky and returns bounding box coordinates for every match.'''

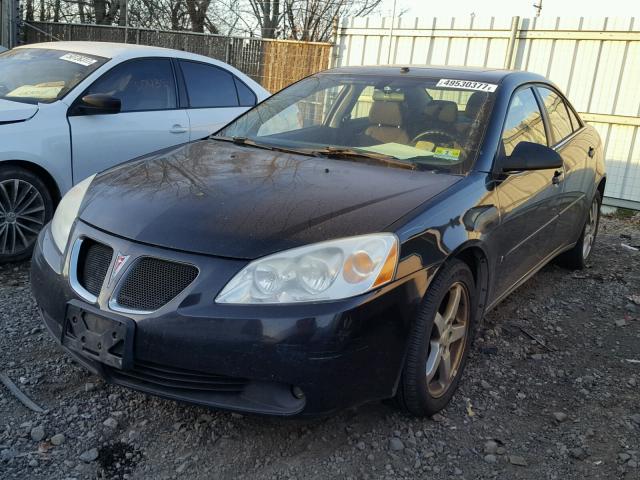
[378,0,640,18]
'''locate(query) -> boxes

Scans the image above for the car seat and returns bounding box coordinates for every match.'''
[361,90,410,145]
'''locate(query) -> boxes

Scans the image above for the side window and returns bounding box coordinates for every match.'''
[179,60,239,108]
[349,86,375,119]
[566,104,582,132]
[502,88,547,156]
[537,87,574,143]
[234,78,257,107]
[85,58,176,112]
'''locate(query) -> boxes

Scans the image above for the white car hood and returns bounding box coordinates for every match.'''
[0,99,39,123]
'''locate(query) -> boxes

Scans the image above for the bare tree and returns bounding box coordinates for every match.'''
[186,0,212,32]
[284,0,382,41]
[21,0,382,39]
[93,0,120,24]
[247,0,283,38]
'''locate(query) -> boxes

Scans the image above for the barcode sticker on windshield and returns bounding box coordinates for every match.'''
[60,53,97,67]
[436,79,498,92]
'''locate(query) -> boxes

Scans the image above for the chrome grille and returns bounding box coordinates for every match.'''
[115,257,198,312]
[77,239,113,298]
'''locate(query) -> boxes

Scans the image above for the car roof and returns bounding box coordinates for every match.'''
[322,65,548,85]
[16,41,205,61]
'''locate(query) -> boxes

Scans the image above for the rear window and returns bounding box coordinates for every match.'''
[0,48,107,104]
[180,60,239,108]
[234,78,257,107]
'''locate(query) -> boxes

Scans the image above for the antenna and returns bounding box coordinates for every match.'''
[533,0,543,17]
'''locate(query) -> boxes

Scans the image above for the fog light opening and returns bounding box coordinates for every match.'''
[291,386,305,399]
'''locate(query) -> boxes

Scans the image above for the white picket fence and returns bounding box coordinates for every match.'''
[332,16,640,209]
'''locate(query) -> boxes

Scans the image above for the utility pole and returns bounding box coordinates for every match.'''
[386,0,397,64]
[1,0,20,48]
[119,0,128,41]
[533,0,543,17]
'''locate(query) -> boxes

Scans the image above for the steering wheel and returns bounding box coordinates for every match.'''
[412,130,459,149]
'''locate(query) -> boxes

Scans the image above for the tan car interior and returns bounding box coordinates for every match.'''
[359,89,487,153]
[362,90,410,145]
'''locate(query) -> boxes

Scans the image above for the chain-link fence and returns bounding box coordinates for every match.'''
[23,21,332,92]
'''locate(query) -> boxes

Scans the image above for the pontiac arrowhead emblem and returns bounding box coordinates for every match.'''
[111,254,130,280]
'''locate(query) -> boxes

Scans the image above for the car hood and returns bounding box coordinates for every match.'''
[0,99,39,123]
[79,141,461,259]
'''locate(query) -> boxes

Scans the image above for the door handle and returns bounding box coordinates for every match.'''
[588,146,595,158]
[170,124,188,134]
[552,170,563,185]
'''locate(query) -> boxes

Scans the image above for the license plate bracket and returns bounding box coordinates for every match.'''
[62,300,135,370]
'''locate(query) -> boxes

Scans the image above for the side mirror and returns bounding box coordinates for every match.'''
[501,141,563,172]
[75,94,121,115]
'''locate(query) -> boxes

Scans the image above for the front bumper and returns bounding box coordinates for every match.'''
[31,222,433,416]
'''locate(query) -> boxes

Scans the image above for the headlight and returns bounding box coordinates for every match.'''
[51,175,95,253]
[216,233,399,304]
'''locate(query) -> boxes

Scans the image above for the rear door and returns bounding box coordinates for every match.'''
[492,86,563,298]
[69,58,190,182]
[536,85,592,249]
[177,60,256,140]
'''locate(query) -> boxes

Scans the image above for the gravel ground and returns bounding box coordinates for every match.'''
[1,214,639,480]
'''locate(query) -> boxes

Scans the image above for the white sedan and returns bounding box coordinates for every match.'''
[0,41,269,261]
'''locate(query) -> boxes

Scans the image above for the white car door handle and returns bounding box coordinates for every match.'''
[170,124,188,134]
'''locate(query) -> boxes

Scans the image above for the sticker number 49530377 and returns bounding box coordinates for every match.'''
[436,79,498,92]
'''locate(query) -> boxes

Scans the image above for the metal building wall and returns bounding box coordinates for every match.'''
[333,16,640,209]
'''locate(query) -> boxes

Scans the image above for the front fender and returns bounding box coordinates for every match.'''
[0,102,72,194]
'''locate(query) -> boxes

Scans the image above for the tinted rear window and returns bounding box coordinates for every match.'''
[234,78,256,107]
[180,60,239,108]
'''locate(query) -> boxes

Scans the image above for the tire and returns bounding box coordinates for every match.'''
[557,191,601,270]
[0,166,54,263]
[395,259,478,417]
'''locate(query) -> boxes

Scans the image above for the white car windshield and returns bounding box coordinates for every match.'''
[218,73,496,174]
[0,48,107,104]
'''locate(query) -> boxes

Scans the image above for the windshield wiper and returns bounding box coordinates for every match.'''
[211,135,314,156]
[311,147,417,170]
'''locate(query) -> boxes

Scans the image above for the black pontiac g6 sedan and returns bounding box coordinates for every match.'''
[31,66,606,417]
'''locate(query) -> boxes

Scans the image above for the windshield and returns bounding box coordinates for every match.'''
[0,48,108,104]
[219,73,496,173]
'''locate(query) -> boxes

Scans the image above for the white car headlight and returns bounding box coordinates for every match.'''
[216,233,399,304]
[51,175,95,253]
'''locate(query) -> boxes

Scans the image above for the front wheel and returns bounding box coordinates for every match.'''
[557,191,601,270]
[395,259,477,416]
[0,167,53,263]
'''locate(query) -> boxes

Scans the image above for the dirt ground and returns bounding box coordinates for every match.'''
[1,214,639,480]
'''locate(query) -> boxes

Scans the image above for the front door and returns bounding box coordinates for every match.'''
[492,87,562,300]
[69,57,190,182]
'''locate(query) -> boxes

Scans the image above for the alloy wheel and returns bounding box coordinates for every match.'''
[0,179,46,256]
[425,282,470,398]
[582,197,599,260]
